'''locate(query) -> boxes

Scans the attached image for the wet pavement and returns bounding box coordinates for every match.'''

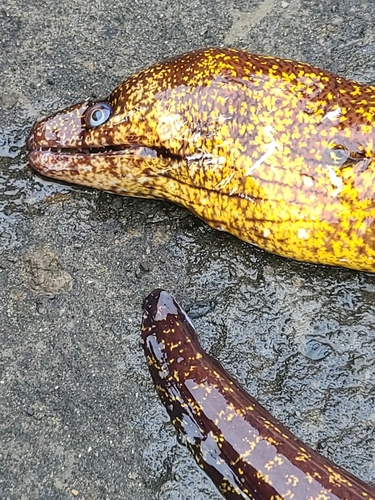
[1,0,375,498]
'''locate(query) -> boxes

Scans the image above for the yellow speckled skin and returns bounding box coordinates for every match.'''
[27,48,375,271]
[142,289,375,500]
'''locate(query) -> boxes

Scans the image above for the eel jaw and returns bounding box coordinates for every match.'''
[26,115,179,178]
[27,144,159,176]
[26,142,184,199]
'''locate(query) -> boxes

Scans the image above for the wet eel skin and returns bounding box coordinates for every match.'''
[142,289,375,500]
[27,48,375,272]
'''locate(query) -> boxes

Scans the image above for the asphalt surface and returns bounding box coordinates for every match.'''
[1,0,375,499]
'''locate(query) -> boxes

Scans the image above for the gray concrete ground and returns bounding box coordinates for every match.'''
[1,0,375,498]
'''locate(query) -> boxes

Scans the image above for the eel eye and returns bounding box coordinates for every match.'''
[85,102,112,128]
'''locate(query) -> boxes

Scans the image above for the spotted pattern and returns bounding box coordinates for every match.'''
[28,48,375,271]
[142,289,375,500]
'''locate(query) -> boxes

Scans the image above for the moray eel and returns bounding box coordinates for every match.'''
[142,289,375,500]
[27,48,375,272]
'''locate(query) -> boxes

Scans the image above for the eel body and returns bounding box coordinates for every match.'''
[27,48,375,272]
[141,289,375,500]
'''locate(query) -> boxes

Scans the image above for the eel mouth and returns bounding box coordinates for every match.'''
[28,144,138,157]
[27,140,183,176]
[27,145,154,173]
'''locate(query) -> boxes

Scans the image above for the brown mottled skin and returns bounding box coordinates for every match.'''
[27,48,375,272]
[142,289,375,500]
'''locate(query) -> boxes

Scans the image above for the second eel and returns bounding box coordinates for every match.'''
[142,289,375,500]
[27,48,375,272]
